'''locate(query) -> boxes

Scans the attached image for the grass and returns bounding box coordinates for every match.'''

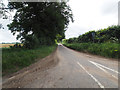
[2,45,57,76]
[64,43,120,59]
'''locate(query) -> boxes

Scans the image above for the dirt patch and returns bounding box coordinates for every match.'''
[2,48,59,88]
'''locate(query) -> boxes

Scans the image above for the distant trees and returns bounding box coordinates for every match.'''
[56,34,63,43]
[65,25,120,44]
[7,2,73,49]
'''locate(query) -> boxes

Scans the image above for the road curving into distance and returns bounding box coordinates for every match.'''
[2,45,118,88]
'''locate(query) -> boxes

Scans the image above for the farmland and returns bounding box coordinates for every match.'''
[0,44,15,48]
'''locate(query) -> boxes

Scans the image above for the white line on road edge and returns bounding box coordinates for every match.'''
[88,61,119,74]
[77,62,105,89]
[89,60,118,80]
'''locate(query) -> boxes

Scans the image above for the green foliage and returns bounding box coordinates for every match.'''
[65,37,78,43]
[63,25,120,59]
[65,25,120,43]
[2,45,56,76]
[7,2,73,49]
[23,35,40,49]
[64,43,120,59]
[56,34,63,43]
[0,1,10,29]
[62,39,68,44]
[11,43,22,48]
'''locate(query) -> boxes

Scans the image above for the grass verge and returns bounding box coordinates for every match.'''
[64,43,120,59]
[2,45,57,76]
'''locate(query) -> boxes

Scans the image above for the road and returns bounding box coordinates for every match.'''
[3,45,119,88]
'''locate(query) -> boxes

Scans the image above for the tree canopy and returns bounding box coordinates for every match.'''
[7,2,73,48]
[65,25,120,44]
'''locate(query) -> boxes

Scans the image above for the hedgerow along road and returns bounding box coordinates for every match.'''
[3,44,118,88]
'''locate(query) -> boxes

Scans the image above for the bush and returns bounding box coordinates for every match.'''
[64,43,120,59]
[65,25,120,43]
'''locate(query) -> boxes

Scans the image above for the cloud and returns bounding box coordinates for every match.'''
[65,0,118,39]
[0,29,19,43]
[100,0,119,15]
[0,19,19,43]
[0,0,119,42]
[65,23,90,39]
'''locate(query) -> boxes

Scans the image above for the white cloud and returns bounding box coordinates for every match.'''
[0,19,19,43]
[0,0,119,42]
[65,0,119,39]
[0,0,17,43]
[0,29,19,43]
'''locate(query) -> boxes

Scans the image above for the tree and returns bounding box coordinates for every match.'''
[0,0,13,29]
[56,34,63,43]
[0,1,6,29]
[7,2,73,48]
[67,25,120,44]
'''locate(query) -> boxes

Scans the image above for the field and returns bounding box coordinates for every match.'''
[0,44,15,48]
[2,45,57,76]
[64,43,120,59]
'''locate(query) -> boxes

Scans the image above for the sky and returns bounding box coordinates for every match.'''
[65,0,119,39]
[0,0,119,43]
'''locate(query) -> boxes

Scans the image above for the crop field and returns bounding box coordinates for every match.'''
[0,44,15,48]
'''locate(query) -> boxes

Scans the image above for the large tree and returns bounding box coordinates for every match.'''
[0,0,10,29]
[7,2,73,48]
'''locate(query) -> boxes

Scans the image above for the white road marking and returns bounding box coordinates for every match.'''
[89,60,118,80]
[88,61,119,74]
[77,62,105,88]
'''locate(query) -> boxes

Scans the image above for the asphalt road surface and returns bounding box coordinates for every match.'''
[3,45,119,88]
